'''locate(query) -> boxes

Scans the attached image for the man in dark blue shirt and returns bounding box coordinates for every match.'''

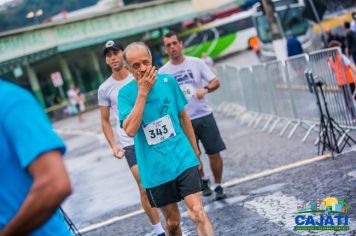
[286,32,304,57]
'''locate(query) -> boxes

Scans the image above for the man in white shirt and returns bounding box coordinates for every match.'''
[97,40,165,236]
[201,52,215,70]
[160,31,227,201]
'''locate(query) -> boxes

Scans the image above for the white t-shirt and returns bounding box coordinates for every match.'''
[342,54,351,65]
[67,89,78,105]
[351,20,356,33]
[202,56,214,69]
[98,74,134,148]
[159,56,215,120]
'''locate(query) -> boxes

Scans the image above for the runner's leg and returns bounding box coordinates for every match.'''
[192,117,211,196]
[198,114,226,199]
[184,192,214,236]
[208,153,223,185]
[159,203,182,236]
[130,165,162,226]
[124,145,164,234]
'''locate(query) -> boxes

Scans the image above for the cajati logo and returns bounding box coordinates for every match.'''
[294,197,351,231]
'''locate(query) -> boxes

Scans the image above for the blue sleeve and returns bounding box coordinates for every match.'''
[170,76,188,113]
[4,91,66,169]
[118,86,133,128]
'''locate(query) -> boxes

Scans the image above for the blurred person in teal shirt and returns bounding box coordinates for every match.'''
[0,80,73,236]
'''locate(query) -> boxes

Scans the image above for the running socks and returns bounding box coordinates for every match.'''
[152,222,165,235]
[201,176,209,181]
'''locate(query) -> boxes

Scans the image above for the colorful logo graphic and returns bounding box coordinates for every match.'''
[294,197,351,231]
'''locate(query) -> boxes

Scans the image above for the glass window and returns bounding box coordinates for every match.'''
[278,7,309,37]
[217,17,253,36]
[254,6,308,43]
[255,15,273,43]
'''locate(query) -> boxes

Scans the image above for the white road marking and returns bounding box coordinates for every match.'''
[222,154,331,188]
[79,209,144,234]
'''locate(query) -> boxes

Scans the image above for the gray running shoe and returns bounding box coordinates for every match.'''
[214,186,226,200]
[201,179,213,196]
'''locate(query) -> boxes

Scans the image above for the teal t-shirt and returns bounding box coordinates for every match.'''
[0,80,73,235]
[118,74,199,188]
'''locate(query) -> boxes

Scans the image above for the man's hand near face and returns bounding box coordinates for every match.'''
[138,66,157,96]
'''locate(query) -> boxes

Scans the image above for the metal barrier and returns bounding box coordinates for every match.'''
[284,54,319,141]
[240,66,260,113]
[213,47,356,146]
[252,64,276,116]
[213,64,246,118]
[285,54,319,122]
[308,48,356,127]
[266,60,296,119]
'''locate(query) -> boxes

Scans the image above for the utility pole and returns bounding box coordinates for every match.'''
[261,0,287,60]
[307,0,327,47]
[261,0,281,40]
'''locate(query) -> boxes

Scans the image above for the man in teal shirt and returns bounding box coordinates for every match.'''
[0,80,73,236]
[119,42,214,236]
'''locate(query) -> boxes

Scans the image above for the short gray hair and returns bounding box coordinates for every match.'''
[123,42,152,68]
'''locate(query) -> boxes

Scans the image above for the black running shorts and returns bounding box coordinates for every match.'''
[123,145,137,168]
[146,166,202,208]
[191,113,226,155]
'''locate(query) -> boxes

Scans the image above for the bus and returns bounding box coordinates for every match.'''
[251,0,314,60]
[180,10,257,59]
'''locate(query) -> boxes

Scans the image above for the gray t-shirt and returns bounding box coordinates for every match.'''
[98,74,134,148]
[159,56,215,120]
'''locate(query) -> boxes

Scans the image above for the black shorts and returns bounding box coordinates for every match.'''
[146,166,202,208]
[123,145,137,168]
[75,104,80,112]
[191,113,226,155]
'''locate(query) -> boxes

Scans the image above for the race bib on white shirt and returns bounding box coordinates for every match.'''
[143,115,176,145]
[180,83,195,99]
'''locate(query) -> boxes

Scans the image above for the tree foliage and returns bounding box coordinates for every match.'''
[0,0,97,32]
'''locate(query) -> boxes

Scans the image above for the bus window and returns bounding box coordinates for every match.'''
[255,15,273,43]
[238,17,254,30]
[217,17,254,36]
[278,7,308,37]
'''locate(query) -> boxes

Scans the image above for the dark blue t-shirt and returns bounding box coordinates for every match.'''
[287,37,303,57]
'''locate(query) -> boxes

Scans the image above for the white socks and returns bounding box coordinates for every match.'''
[152,222,165,235]
[201,176,209,181]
